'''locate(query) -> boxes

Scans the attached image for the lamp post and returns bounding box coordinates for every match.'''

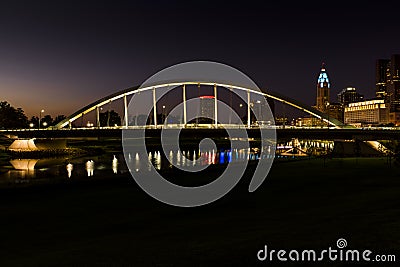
[162,105,166,124]
[250,102,254,127]
[325,102,330,128]
[39,109,44,130]
[256,100,261,125]
[239,103,243,124]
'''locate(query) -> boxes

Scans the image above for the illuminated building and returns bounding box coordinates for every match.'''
[305,64,342,125]
[344,99,388,126]
[199,95,215,123]
[251,100,270,124]
[275,117,288,126]
[295,117,324,127]
[315,63,331,112]
[389,112,400,126]
[315,64,344,122]
[337,87,364,105]
[375,59,390,100]
[387,55,400,113]
[327,102,344,122]
[375,55,400,125]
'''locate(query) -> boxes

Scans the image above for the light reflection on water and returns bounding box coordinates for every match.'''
[66,163,73,178]
[0,138,334,184]
[86,160,94,177]
[0,148,267,183]
[112,155,118,174]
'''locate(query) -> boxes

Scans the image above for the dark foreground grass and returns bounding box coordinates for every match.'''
[0,158,399,266]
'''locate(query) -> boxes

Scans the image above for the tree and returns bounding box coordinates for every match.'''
[29,114,57,128]
[41,114,53,127]
[53,115,66,125]
[99,110,121,127]
[29,116,39,128]
[30,114,66,127]
[0,101,28,129]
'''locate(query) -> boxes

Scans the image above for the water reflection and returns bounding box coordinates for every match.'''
[182,151,186,166]
[66,163,73,178]
[10,159,38,170]
[0,148,271,184]
[147,152,152,172]
[168,150,173,167]
[86,160,94,177]
[130,147,270,172]
[67,163,74,178]
[176,151,181,167]
[276,138,334,157]
[0,138,344,185]
[154,151,161,170]
[112,155,118,174]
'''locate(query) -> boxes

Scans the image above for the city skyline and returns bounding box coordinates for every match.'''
[1,1,400,117]
[0,59,395,121]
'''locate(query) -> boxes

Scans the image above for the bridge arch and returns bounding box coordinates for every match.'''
[55,82,344,129]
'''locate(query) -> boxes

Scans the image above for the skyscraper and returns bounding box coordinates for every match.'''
[199,95,215,124]
[315,63,331,112]
[375,55,400,111]
[387,54,400,113]
[375,59,390,100]
[337,87,364,106]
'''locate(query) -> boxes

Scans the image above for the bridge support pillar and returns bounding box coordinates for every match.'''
[124,94,128,128]
[96,106,100,128]
[153,87,157,128]
[183,84,187,126]
[247,90,251,128]
[214,84,218,128]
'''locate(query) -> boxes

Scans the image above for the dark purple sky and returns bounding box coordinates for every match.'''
[1,0,400,117]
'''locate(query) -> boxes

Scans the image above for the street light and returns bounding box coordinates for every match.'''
[39,109,44,130]
[325,102,330,128]
[162,105,166,124]
[239,103,244,124]
[256,100,261,124]
[250,102,254,126]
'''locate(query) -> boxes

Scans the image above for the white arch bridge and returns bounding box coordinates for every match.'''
[55,82,345,129]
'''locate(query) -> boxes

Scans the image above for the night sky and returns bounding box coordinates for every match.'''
[1,0,400,118]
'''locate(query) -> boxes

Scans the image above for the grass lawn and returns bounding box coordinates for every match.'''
[0,157,399,266]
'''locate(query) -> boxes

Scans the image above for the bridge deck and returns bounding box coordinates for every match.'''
[1,128,399,141]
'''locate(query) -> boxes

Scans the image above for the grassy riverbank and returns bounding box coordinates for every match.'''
[0,157,399,266]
